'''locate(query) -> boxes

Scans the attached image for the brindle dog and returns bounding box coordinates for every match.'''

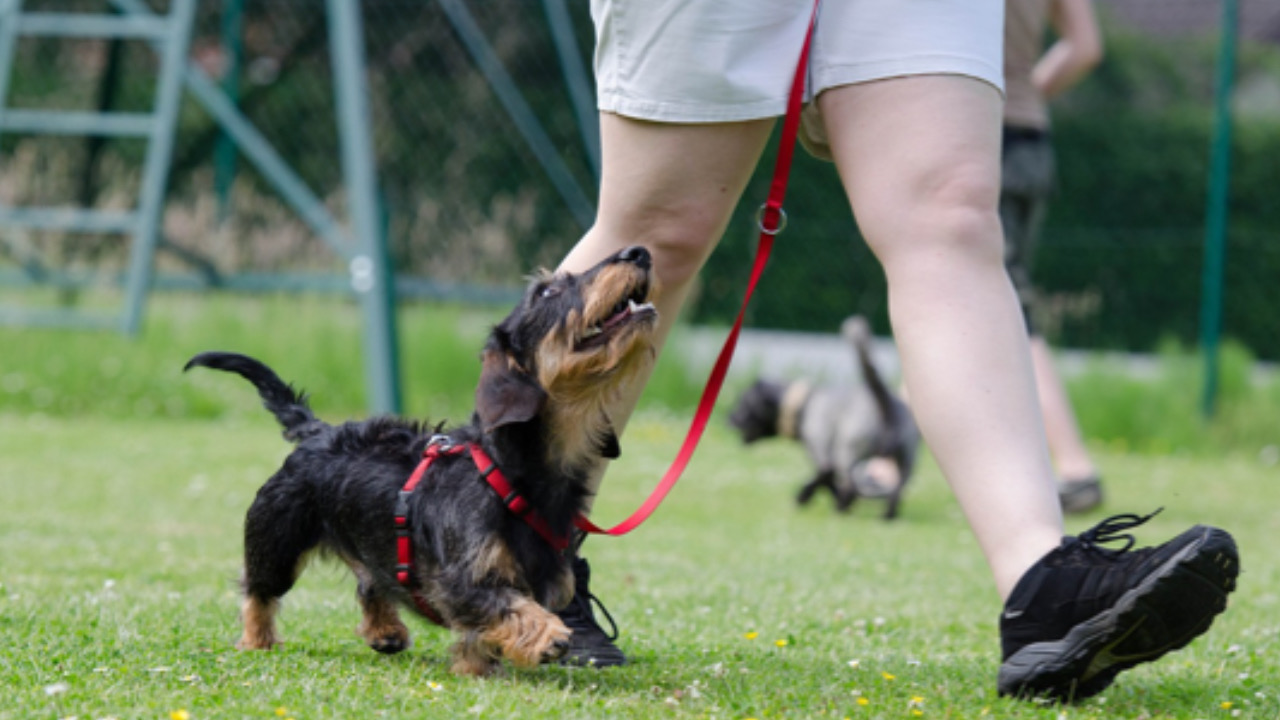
[185,245,657,676]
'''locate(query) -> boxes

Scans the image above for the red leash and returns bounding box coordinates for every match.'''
[575,5,818,538]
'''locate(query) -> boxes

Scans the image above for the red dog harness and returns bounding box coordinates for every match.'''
[394,436,572,624]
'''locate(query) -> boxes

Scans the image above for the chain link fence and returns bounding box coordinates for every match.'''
[2,0,1279,360]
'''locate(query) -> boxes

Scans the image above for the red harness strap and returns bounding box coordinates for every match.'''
[395,439,464,625]
[574,2,819,539]
[468,444,571,552]
[394,437,572,624]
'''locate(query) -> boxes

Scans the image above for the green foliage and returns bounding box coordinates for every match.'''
[1069,337,1280,458]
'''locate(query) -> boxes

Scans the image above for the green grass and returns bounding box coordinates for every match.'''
[1,293,1277,718]
[1,411,1276,719]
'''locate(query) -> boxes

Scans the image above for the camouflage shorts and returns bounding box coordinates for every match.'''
[999,127,1056,333]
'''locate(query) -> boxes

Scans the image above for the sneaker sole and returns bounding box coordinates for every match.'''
[997,525,1238,702]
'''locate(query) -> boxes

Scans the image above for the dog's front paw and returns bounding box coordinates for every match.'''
[366,628,412,655]
[540,631,571,664]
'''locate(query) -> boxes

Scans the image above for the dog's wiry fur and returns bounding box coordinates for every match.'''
[728,316,919,520]
[185,246,657,676]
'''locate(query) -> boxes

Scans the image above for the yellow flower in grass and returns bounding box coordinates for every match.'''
[170,711,190,720]
[856,697,869,706]
[744,631,759,640]
[775,639,788,648]
[1221,701,1233,710]
[275,709,288,718]
[881,671,896,681]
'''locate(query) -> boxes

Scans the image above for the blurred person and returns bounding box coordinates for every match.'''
[1003,0,1105,514]
[547,0,1238,702]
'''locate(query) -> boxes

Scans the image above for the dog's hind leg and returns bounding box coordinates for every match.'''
[351,564,411,654]
[796,469,836,506]
[882,448,917,521]
[237,476,321,650]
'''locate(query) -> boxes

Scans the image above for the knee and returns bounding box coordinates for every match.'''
[861,165,1004,272]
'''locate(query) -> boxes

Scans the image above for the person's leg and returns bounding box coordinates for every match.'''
[1029,335,1097,481]
[821,75,1238,701]
[559,113,776,503]
[998,132,1102,511]
[553,113,774,666]
[818,75,1063,599]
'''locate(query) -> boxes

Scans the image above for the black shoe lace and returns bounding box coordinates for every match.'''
[568,588,619,642]
[1076,508,1163,556]
[565,535,619,642]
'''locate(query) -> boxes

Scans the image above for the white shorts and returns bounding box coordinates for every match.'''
[591,0,1004,157]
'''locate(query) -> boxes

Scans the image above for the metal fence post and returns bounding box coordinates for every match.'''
[327,0,401,415]
[1199,0,1237,419]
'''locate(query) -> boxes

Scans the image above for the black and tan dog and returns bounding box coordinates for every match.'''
[728,316,919,520]
[185,245,657,676]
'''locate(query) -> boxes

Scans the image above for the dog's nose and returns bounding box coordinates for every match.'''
[617,245,651,270]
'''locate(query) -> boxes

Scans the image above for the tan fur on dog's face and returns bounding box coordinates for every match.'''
[535,258,656,471]
[476,247,658,473]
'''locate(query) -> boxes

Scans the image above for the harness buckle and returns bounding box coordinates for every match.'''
[394,489,413,518]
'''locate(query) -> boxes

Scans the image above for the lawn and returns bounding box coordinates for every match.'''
[1,406,1275,719]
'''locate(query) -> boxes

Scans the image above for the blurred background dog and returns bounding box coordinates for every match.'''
[728,316,919,520]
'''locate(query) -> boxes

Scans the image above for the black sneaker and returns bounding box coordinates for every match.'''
[1058,476,1104,514]
[556,556,627,667]
[998,510,1238,701]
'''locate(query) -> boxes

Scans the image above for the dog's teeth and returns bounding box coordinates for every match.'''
[583,326,602,338]
[629,299,654,312]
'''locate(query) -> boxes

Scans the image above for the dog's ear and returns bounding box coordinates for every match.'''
[475,349,547,432]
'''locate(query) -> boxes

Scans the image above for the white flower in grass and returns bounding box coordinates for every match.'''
[44,682,70,695]
[428,681,444,692]
[847,659,860,669]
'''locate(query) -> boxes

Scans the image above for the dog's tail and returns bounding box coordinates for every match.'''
[184,351,324,442]
[840,316,900,428]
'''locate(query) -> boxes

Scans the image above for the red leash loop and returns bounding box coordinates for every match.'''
[575,3,818,538]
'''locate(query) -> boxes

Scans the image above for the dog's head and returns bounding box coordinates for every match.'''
[728,378,786,444]
[474,245,658,469]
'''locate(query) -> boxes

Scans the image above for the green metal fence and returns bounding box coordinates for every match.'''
[1,0,1277,414]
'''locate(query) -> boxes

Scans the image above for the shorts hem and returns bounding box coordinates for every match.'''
[598,57,1003,124]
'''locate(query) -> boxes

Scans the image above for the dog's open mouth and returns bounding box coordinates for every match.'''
[577,282,656,351]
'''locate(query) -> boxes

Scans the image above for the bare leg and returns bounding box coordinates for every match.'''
[1029,335,1097,480]
[820,76,1063,599]
[559,114,775,507]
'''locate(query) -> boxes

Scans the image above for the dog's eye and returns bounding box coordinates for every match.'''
[538,285,562,300]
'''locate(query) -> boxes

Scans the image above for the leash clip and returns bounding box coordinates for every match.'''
[755,204,788,236]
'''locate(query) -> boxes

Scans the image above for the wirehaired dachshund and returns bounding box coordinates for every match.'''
[185,245,657,676]
[728,316,919,520]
